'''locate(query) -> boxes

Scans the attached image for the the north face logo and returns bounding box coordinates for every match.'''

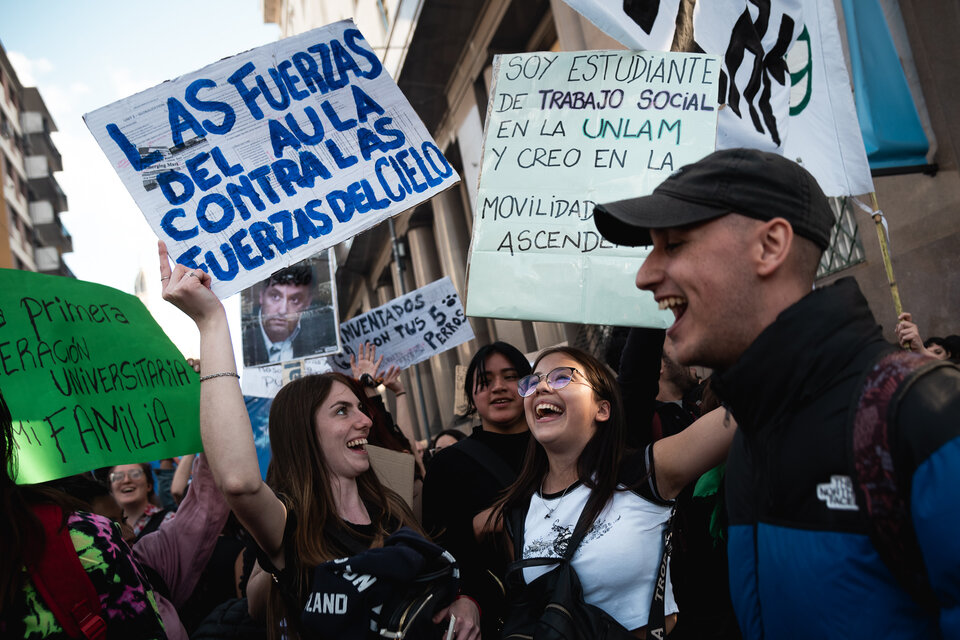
[816,475,859,511]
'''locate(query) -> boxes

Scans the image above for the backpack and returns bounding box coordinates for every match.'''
[850,349,955,614]
[261,525,459,639]
[25,505,107,640]
[501,498,672,640]
[375,549,459,639]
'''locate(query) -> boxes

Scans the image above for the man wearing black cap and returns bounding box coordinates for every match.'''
[594,148,960,638]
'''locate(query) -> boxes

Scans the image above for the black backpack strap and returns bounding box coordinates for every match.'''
[134,507,171,543]
[505,490,596,581]
[455,437,516,488]
[850,350,950,614]
[141,563,171,603]
[646,506,675,640]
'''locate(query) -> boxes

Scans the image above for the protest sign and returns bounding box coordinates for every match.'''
[244,395,272,480]
[240,250,339,367]
[466,50,719,326]
[0,270,201,484]
[84,20,460,299]
[329,277,474,373]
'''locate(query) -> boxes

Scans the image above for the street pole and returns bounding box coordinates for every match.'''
[388,217,432,440]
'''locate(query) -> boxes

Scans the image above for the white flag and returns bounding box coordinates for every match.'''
[562,0,873,196]
[782,0,873,195]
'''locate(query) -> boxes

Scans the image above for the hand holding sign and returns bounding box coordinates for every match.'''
[350,342,404,394]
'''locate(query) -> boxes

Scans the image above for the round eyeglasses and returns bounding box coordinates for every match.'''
[518,367,587,397]
[110,469,145,484]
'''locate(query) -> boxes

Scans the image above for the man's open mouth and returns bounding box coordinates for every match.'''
[659,296,688,321]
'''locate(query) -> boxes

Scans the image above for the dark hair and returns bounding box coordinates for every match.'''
[430,429,466,449]
[265,264,313,288]
[263,372,421,640]
[492,346,626,540]
[0,388,82,611]
[463,341,531,414]
[44,473,112,505]
[940,335,960,362]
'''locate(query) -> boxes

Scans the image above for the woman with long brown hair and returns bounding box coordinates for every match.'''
[158,243,479,640]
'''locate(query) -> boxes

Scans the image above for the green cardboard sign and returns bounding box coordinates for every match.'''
[0,270,201,483]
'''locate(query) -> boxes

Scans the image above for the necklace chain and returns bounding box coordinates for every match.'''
[540,479,574,520]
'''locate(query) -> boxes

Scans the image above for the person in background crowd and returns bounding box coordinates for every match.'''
[895,311,952,360]
[924,337,951,360]
[479,346,735,637]
[0,388,167,639]
[423,429,467,466]
[652,337,702,441]
[60,455,230,640]
[108,462,176,543]
[594,147,960,638]
[158,242,479,640]
[942,335,960,363]
[170,454,195,504]
[155,459,179,511]
[422,341,532,638]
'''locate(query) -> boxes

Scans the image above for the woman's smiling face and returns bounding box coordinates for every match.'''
[523,352,609,455]
[110,463,150,509]
[314,381,373,484]
[471,352,525,431]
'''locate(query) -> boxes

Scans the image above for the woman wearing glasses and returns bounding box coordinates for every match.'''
[482,346,734,638]
[109,463,175,542]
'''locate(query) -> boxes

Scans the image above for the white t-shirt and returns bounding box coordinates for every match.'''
[520,481,678,630]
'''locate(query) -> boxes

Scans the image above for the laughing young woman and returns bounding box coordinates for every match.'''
[158,243,479,640]
[480,346,735,638]
[108,462,175,542]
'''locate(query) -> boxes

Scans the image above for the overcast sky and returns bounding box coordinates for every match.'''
[2,0,281,360]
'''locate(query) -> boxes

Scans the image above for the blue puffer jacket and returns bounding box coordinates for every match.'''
[714,278,960,639]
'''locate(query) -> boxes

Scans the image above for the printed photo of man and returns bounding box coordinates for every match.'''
[241,255,338,367]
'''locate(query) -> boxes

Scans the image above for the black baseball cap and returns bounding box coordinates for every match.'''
[593,148,834,250]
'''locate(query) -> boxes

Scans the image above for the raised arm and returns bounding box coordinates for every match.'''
[652,407,737,500]
[159,242,287,565]
[351,343,425,475]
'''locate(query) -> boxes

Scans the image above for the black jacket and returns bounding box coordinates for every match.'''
[422,427,530,637]
[715,277,960,639]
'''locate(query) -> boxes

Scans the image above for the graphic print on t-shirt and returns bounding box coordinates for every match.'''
[523,515,620,557]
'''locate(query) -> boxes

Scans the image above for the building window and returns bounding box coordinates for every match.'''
[817,197,866,279]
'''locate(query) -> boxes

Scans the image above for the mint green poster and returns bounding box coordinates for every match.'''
[0,270,200,483]
[466,50,720,327]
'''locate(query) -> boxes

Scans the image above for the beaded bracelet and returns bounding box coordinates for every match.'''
[199,371,240,382]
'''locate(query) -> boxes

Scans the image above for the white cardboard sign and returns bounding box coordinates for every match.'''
[329,277,474,373]
[84,20,459,298]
